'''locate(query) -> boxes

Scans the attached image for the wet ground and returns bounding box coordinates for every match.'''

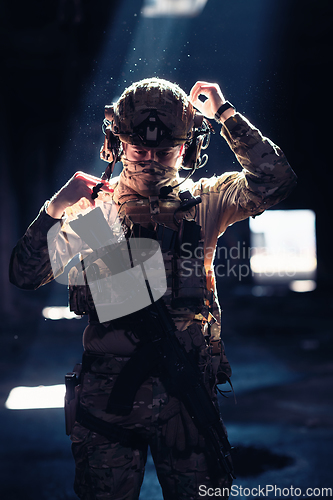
[1,284,332,499]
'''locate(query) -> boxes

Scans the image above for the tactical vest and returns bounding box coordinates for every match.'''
[68,196,212,323]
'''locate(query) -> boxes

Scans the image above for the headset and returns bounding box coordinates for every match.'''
[181,112,213,171]
[97,105,214,205]
[98,106,122,182]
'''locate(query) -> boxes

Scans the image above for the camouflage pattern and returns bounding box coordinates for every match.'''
[71,421,232,499]
[71,425,146,500]
[188,113,297,274]
[71,332,232,500]
[113,78,195,147]
[9,112,296,499]
[8,202,61,290]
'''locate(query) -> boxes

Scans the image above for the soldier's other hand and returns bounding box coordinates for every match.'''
[47,171,114,219]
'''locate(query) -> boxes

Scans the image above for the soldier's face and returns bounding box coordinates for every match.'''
[123,143,183,168]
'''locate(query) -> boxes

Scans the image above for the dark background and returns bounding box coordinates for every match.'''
[1,1,332,499]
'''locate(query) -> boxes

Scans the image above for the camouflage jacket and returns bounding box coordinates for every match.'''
[9,113,296,357]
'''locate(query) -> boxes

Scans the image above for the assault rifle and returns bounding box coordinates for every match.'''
[108,294,235,482]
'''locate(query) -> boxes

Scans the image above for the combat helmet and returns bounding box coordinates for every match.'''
[100,77,212,175]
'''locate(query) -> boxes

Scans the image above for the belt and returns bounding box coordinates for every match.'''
[76,406,146,449]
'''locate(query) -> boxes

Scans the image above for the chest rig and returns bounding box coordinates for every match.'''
[68,191,213,323]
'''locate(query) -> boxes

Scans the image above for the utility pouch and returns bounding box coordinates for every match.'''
[170,218,207,311]
[64,363,82,436]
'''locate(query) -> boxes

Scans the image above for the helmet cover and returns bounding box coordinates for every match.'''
[112,78,195,147]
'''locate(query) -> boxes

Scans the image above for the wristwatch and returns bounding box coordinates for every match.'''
[214,101,236,122]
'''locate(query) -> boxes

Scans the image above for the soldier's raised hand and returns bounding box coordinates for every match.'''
[189,81,235,122]
[47,171,114,219]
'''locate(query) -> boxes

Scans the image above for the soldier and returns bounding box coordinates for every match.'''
[9,78,297,500]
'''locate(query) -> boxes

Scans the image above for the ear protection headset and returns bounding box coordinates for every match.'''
[181,112,213,171]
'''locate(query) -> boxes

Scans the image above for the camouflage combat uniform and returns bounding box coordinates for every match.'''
[10,113,296,500]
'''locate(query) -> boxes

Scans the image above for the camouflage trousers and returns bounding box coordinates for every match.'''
[70,352,232,500]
